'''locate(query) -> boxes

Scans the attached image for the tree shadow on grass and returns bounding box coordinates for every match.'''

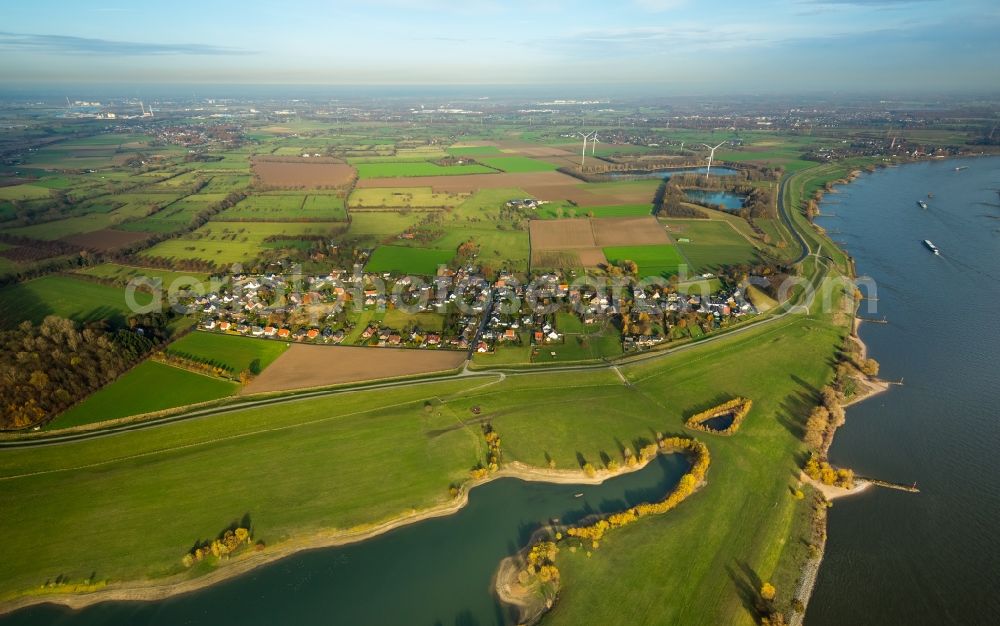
[681,392,739,422]
[777,375,820,440]
[726,560,765,621]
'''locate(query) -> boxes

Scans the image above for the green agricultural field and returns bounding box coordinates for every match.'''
[0,256,18,276]
[538,330,623,362]
[200,173,251,191]
[603,244,687,278]
[366,245,454,275]
[115,196,219,233]
[355,161,496,178]
[346,156,431,164]
[301,195,348,220]
[0,184,52,201]
[473,333,534,365]
[74,263,212,292]
[476,156,558,173]
[4,214,118,240]
[661,219,761,272]
[0,275,149,329]
[446,145,503,156]
[217,193,347,221]
[165,331,288,375]
[50,361,238,429]
[346,212,426,238]
[4,192,183,240]
[142,221,344,265]
[349,187,468,209]
[536,203,652,219]
[386,188,531,272]
[675,277,723,295]
[381,309,446,332]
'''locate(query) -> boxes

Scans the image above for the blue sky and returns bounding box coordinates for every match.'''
[1,0,998,91]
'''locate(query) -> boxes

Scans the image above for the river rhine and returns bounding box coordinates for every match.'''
[810,157,1000,625]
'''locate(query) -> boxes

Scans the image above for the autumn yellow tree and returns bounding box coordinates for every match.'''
[761,582,777,601]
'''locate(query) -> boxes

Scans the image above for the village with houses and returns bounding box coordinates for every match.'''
[185,262,761,360]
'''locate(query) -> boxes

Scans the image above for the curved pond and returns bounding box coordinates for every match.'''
[683,189,745,211]
[699,413,735,431]
[605,165,740,179]
[0,454,689,626]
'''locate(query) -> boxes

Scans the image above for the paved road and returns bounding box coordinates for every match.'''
[777,173,812,263]
[2,175,829,449]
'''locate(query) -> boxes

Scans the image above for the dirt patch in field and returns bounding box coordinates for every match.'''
[530,217,668,249]
[591,216,671,246]
[62,229,151,251]
[241,344,466,394]
[576,247,609,266]
[356,171,580,193]
[531,247,607,269]
[252,157,356,188]
[531,249,581,268]
[530,218,596,249]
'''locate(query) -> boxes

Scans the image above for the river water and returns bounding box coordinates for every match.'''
[809,157,1000,625]
[0,455,687,626]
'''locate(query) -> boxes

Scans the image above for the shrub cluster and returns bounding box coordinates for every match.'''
[182,527,252,567]
[685,397,753,435]
[803,454,855,489]
[470,423,503,479]
[518,541,560,585]
[565,437,710,543]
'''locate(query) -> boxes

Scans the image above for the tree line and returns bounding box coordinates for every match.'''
[0,315,168,429]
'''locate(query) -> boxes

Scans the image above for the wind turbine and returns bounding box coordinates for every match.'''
[701,141,726,178]
[577,131,596,168]
[591,133,600,156]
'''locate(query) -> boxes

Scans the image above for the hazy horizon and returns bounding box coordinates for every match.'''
[2,0,999,93]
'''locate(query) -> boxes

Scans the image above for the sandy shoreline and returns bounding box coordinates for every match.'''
[0,457,665,616]
[799,471,873,501]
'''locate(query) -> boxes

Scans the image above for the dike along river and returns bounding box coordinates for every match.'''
[0,455,688,626]
[809,157,1000,625]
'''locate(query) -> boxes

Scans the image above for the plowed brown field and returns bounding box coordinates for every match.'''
[241,344,465,394]
[63,229,151,251]
[592,216,671,246]
[252,157,355,188]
